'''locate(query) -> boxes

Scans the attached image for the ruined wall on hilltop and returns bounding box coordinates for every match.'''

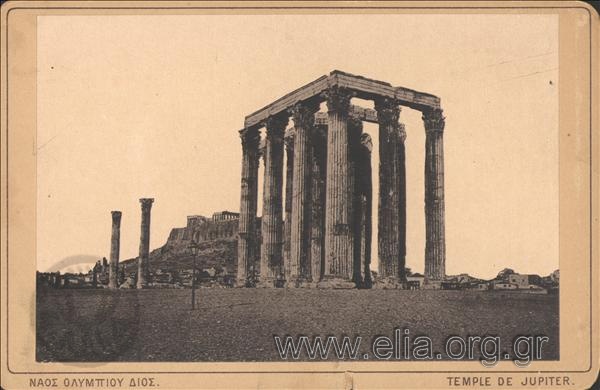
[166,211,261,247]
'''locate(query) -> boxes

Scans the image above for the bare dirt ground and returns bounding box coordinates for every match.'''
[36,288,558,362]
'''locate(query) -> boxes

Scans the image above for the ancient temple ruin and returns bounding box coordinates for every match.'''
[237,70,446,288]
[168,211,241,243]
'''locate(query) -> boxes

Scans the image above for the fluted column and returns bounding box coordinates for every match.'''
[376,98,402,284]
[349,117,364,286]
[289,101,319,286]
[283,132,294,282]
[423,108,446,280]
[259,114,288,286]
[237,127,260,287]
[137,198,154,289]
[310,125,327,283]
[358,133,373,288]
[108,211,122,289]
[322,86,355,287]
[397,124,407,282]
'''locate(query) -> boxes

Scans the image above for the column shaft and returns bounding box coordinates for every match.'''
[108,211,122,289]
[397,125,407,282]
[283,134,294,282]
[359,133,373,288]
[349,117,364,286]
[376,98,401,282]
[289,102,319,285]
[259,114,288,286]
[237,127,260,286]
[137,198,154,289]
[323,87,355,286]
[423,109,446,280]
[310,125,327,283]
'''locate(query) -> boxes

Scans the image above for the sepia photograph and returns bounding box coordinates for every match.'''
[1,2,598,389]
[34,11,560,363]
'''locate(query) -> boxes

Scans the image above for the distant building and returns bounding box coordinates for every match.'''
[406,281,420,290]
[212,211,239,221]
[406,273,425,289]
[167,211,241,246]
[528,274,543,286]
[187,215,208,228]
[491,280,518,290]
[422,280,442,290]
[441,281,462,290]
[508,274,529,289]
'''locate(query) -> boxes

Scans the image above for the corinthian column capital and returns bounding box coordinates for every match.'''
[139,198,154,211]
[239,127,260,152]
[324,86,354,114]
[422,108,445,134]
[265,114,288,142]
[374,97,401,126]
[111,210,122,223]
[291,100,320,130]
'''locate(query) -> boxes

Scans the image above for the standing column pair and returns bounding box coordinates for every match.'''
[107,198,154,289]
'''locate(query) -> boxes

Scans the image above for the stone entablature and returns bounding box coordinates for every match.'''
[244,70,440,128]
[212,211,240,221]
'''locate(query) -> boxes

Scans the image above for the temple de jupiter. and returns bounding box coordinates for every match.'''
[237,71,445,288]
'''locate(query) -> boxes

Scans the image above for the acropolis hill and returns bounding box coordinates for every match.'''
[116,211,248,286]
[40,208,558,291]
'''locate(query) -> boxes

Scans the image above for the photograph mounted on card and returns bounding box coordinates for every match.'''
[1,1,597,389]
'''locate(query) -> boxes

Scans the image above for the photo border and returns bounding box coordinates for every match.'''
[1,1,597,387]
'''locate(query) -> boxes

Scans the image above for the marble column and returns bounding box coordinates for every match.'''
[259,114,288,286]
[322,86,355,287]
[137,198,154,289]
[397,124,407,282]
[283,132,295,282]
[375,98,402,285]
[349,116,364,286]
[358,133,373,288]
[108,210,122,289]
[237,127,260,287]
[423,108,446,280]
[288,101,319,286]
[310,125,327,283]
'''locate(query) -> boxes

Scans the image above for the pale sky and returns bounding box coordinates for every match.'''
[37,13,558,279]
